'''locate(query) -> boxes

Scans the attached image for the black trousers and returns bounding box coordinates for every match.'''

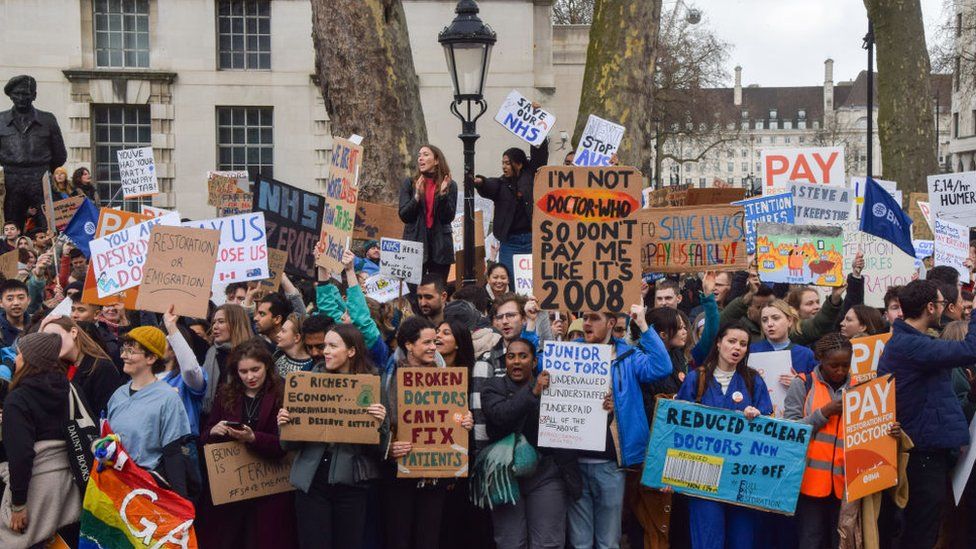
[898,449,954,549]
[796,494,841,549]
[295,464,369,549]
[382,479,448,549]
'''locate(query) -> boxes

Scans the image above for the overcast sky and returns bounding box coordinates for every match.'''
[693,0,948,87]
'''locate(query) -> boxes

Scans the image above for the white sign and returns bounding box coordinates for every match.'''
[934,217,971,284]
[117,147,159,198]
[760,147,845,194]
[183,212,270,285]
[842,221,917,308]
[572,114,625,167]
[538,342,612,451]
[914,239,934,260]
[928,172,976,220]
[90,212,181,297]
[362,274,406,304]
[917,201,934,234]
[850,177,899,221]
[748,351,793,418]
[789,182,851,226]
[953,414,976,505]
[379,238,424,285]
[45,297,73,322]
[494,90,554,146]
[513,254,533,296]
[141,205,181,219]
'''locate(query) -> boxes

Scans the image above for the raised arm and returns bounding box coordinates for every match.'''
[162,306,206,392]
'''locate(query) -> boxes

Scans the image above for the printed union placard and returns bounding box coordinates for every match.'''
[844,374,897,501]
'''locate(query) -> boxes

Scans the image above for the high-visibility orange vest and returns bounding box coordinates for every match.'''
[798,370,845,499]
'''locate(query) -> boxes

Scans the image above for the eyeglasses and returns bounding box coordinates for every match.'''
[120,345,145,356]
[932,300,947,306]
[494,312,520,321]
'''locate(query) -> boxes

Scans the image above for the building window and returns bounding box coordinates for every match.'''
[954,112,960,138]
[771,136,777,144]
[755,120,764,130]
[972,110,976,134]
[94,0,150,68]
[755,162,761,172]
[741,149,747,158]
[726,162,733,173]
[699,177,706,187]
[798,120,807,129]
[217,0,271,70]
[92,104,152,211]
[685,177,692,185]
[785,136,792,144]
[813,121,821,129]
[216,106,274,177]
[958,13,963,37]
[769,109,778,119]
[799,136,805,143]
[727,150,734,159]
[956,57,961,91]
[740,121,749,130]
[741,162,748,172]
[798,109,806,119]
[741,110,749,119]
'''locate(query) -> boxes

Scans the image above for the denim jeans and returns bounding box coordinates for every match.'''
[499,232,532,290]
[569,460,626,549]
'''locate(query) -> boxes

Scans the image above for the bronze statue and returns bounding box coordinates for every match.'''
[0,75,67,230]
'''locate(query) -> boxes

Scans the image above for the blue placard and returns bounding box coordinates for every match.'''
[732,192,795,254]
[641,399,811,515]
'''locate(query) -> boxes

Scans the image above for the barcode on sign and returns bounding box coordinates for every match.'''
[661,449,722,493]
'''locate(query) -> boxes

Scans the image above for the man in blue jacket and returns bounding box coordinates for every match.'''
[568,308,670,549]
[878,279,976,548]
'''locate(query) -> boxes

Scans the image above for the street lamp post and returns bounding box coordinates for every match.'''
[863,20,875,179]
[439,0,496,286]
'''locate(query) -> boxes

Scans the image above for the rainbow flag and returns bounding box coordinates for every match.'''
[79,433,197,548]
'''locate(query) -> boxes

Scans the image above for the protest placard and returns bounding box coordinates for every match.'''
[927,172,976,220]
[258,248,288,293]
[914,239,934,261]
[207,171,248,206]
[513,254,533,296]
[533,166,642,313]
[81,209,150,309]
[52,196,85,232]
[850,332,890,386]
[380,237,424,285]
[183,212,270,286]
[140,205,180,219]
[253,175,324,279]
[279,372,380,444]
[645,185,689,208]
[116,146,158,198]
[396,368,469,478]
[135,225,220,319]
[638,205,747,273]
[362,274,406,304]
[572,114,626,167]
[217,192,253,217]
[732,192,795,254]
[844,374,897,501]
[203,442,294,506]
[789,182,851,226]
[89,212,181,298]
[538,342,611,452]
[748,351,793,418]
[0,250,18,279]
[934,217,971,284]
[841,221,916,307]
[450,246,487,286]
[756,224,844,286]
[451,210,486,253]
[761,147,845,194]
[686,188,747,206]
[316,137,362,273]
[494,90,555,146]
[850,177,899,221]
[641,399,812,514]
[353,201,404,241]
[953,416,976,504]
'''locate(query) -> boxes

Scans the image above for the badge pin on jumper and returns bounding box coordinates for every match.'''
[732,391,744,403]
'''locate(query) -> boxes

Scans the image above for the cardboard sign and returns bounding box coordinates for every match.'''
[53,196,85,232]
[379,237,424,285]
[927,172,976,220]
[648,187,747,208]
[638,205,747,273]
[117,146,158,198]
[513,254,533,296]
[89,213,181,297]
[316,137,362,273]
[790,182,851,226]
[207,171,248,206]
[841,221,916,308]
[934,217,971,284]
[451,210,486,253]
[749,350,793,418]
[850,177,898,221]
[732,192,795,255]
[494,90,554,146]
[572,114,626,167]
[646,185,690,208]
[203,441,294,506]
[217,192,253,217]
[533,166,642,313]
[641,399,812,514]
[258,248,288,293]
[140,205,180,219]
[756,224,844,286]
[362,274,406,304]
[538,342,611,452]
[81,209,151,309]
[396,368,469,478]
[850,332,891,386]
[253,175,324,280]
[450,246,487,286]
[353,201,404,241]
[844,374,897,501]
[183,212,270,286]
[279,372,380,444]
[135,225,220,319]
[761,147,845,194]
[0,250,18,279]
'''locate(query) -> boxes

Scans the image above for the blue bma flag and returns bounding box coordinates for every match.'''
[859,177,915,257]
[63,198,99,258]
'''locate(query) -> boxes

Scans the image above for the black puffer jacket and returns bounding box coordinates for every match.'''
[475,139,549,242]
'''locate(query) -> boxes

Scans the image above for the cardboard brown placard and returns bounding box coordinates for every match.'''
[354,201,404,241]
[280,372,381,444]
[396,368,469,478]
[259,248,289,292]
[448,246,486,285]
[216,192,253,216]
[316,137,363,273]
[532,166,643,313]
[208,173,242,206]
[685,188,747,206]
[81,208,150,309]
[0,250,18,279]
[638,205,748,273]
[203,441,294,506]
[52,196,85,233]
[135,225,220,319]
[908,191,933,240]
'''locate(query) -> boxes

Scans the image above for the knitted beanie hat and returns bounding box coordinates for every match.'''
[127,326,168,359]
[18,332,63,369]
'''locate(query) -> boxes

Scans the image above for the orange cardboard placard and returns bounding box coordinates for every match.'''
[843,374,897,501]
[850,332,891,386]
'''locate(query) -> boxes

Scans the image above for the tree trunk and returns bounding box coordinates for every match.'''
[863,0,938,196]
[573,0,663,176]
[310,0,428,204]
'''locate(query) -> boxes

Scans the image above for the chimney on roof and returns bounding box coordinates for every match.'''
[824,58,834,115]
[734,65,742,107]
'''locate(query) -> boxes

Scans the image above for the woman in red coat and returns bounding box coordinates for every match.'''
[199,339,297,548]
